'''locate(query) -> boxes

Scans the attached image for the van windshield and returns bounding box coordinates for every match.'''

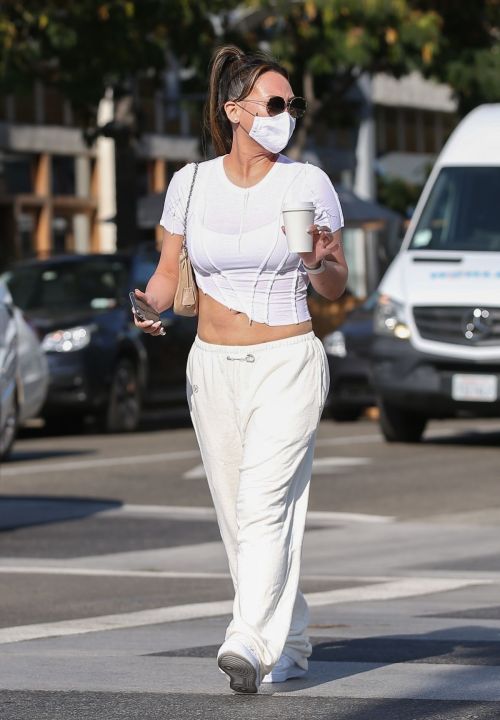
[409,166,500,252]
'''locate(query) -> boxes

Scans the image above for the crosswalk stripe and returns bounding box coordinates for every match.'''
[183,456,371,480]
[90,503,393,524]
[0,577,490,645]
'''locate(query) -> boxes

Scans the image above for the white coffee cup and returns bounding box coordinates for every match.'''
[282,202,316,252]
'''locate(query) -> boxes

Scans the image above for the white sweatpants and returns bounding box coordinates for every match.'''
[186,330,330,677]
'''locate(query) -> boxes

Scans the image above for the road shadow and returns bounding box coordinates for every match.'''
[5,448,96,463]
[17,408,194,441]
[138,407,193,432]
[270,626,500,702]
[150,625,500,712]
[423,428,500,446]
[0,495,123,531]
[154,625,500,670]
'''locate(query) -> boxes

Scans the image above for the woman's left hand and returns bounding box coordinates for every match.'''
[298,224,341,267]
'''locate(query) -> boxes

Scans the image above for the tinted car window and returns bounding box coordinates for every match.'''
[410,167,500,252]
[131,253,159,292]
[4,258,129,312]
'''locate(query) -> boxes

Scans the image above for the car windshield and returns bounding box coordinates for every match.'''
[2,257,129,312]
[409,166,500,252]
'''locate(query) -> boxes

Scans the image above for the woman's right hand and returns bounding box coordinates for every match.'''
[131,288,166,336]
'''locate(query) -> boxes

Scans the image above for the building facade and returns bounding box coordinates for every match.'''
[0,80,202,269]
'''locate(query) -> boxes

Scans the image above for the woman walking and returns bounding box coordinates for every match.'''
[133,44,347,694]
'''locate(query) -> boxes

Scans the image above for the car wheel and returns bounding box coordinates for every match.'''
[0,395,19,460]
[330,404,363,422]
[103,357,141,433]
[378,398,427,443]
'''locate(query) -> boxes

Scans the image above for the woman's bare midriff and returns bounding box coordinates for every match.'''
[197,291,313,346]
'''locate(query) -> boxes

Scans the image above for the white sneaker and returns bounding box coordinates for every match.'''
[217,638,261,694]
[261,654,307,683]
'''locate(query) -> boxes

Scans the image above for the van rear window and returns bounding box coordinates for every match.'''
[409,167,500,252]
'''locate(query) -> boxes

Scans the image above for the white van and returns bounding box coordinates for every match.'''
[371,104,500,442]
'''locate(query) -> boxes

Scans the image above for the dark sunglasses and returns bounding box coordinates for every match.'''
[241,95,307,119]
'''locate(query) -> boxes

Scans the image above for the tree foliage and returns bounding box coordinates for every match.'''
[377,174,425,218]
[244,1,442,85]
[414,0,500,114]
[0,0,239,124]
[242,0,500,116]
[0,0,498,130]
[236,1,443,155]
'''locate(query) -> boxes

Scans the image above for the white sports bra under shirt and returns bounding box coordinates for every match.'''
[160,153,344,326]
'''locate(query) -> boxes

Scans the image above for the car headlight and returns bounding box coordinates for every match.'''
[41,324,96,352]
[323,330,347,357]
[374,295,411,339]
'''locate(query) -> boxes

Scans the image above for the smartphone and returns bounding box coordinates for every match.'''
[129,291,162,324]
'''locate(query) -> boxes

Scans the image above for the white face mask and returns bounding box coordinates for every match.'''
[248,111,296,154]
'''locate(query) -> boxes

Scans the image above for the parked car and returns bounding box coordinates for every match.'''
[322,293,377,421]
[1,247,197,432]
[0,280,49,459]
[371,104,500,442]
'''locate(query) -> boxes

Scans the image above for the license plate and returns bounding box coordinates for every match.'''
[451,374,498,402]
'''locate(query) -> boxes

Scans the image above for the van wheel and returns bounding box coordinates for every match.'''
[103,357,141,433]
[0,395,19,460]
[378,398,427,443]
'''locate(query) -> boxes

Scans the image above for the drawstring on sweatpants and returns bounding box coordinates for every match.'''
[226,354,255,363]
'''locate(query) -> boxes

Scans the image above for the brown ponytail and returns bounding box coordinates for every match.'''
[204,44,289,156]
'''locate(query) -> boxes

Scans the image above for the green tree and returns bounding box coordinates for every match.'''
[414,0,500,114]
[0,0,238,126]
[238,0,442,155]
[2,1,497,131]
[238,0,500,156]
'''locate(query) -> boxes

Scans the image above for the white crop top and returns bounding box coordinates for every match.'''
[160,154,344,326]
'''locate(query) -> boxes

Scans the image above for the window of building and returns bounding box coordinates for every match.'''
[13,91,36,124]
[44,86,65,125]
[53,215,71,254]
[52,156,76,196]
[423,111,437,154]
[385,109,398,153]
[404,109,417,153]
[18,211,36,259]
[376,107,386,154]
[442,113,458,143]
[136,160,149,198]
[2,154,33,194]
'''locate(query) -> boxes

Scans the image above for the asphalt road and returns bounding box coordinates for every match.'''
[1,414,500,718]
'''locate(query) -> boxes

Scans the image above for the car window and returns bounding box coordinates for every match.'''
[4,258,129,312]
[131,253,160,291]
[410,166,500,252]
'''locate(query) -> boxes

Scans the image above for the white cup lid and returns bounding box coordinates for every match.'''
[282,201,315,211]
